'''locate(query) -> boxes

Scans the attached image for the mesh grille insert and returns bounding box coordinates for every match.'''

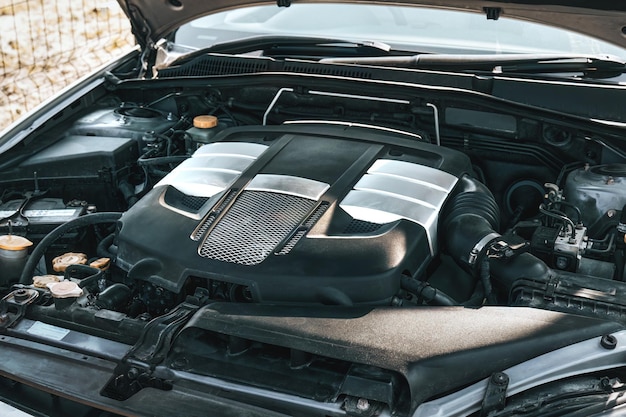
[180,195,209,211]
[156,55,373,79]
[164,187,209,213]
[158,56,270,78]
[199,191,315,265]
[344,219,382,234]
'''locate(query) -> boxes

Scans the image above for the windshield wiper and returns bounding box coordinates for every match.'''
[320,53,626,78]
[169,35,393,67]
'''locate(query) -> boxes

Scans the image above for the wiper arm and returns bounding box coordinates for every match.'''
[169,35,392,67]
[320,53,626,77]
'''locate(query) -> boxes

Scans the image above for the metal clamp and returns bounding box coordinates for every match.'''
[468,232,500,265]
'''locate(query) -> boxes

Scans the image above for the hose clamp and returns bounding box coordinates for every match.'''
[468,232,500,266]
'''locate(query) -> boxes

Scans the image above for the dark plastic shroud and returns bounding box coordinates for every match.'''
[115,124,473,305]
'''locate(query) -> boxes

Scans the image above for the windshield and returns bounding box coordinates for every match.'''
[174,4,626,58]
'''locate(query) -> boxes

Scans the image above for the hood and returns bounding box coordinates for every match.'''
[118,0,626,49]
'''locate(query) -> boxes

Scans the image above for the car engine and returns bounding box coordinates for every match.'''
[116,125,476,306]
[0,79,624,321]
[0,72,624,415]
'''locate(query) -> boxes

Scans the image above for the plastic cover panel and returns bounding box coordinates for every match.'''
[340,159,458,254]
[116,124,474,303]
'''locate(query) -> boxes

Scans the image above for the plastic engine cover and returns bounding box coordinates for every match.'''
[115,125,472,305]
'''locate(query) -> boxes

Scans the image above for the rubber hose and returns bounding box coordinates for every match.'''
[443,175,500,272]
[64,264,103,290]
[96,283,131,311]
[20,212,122,285]
[401,276,458,306]
[137,155,186,166]
[489,252,551,290]
[97,233,117,259]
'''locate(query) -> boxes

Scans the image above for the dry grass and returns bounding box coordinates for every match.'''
[0,0,133,129]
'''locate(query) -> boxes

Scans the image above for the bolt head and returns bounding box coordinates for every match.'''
[356,398,370,411]
[13,289,31,302]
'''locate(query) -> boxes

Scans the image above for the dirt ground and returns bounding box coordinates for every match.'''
[0,0,132,130]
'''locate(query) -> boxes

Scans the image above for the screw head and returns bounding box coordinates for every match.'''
[491,372,509,385]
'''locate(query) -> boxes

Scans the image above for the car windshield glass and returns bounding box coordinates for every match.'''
[174,4,626,58]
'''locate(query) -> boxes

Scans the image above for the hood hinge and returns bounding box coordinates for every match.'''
[480,372,509,416]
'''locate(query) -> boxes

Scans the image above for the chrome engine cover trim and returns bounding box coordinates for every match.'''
[340,159,458,255]
[246,174,330,200]
[156,142,268,198]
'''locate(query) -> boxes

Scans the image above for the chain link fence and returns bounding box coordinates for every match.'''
[0,0,133,129]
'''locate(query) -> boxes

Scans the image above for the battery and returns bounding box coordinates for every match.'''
[0,198,86,242]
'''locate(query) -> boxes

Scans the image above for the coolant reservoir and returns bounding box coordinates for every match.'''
[187,115,225,147]
[0,235,33,285]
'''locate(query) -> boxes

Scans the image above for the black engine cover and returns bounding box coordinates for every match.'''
[116,124,472,305]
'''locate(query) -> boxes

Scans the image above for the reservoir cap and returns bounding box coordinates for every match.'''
[193,115,218,129]
[0,235,33,251]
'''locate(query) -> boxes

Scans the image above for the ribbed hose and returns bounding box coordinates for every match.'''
[444,176,500,229]
[19,212,122,285]
[443,176,500,271]
[442,175,550,291]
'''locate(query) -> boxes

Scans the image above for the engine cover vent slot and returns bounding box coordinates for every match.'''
[276,202,329,255]
[191,189,238,241]
[199,191,316,265]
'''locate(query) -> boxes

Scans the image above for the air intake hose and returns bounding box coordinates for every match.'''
[443,176,500,272]
[443,175,550,289]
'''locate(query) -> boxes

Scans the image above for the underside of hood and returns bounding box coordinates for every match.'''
[118,0,626,49]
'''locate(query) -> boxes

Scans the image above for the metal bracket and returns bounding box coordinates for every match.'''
[544,275,560,301]
[0,289,40,330]
[486,235,530,261]
[127,302,198,365]
[483,7,502,21]
[480,372,509,417]
[101,302,198,401]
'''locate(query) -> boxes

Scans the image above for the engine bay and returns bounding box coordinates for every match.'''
[0,69,625,413]
[0,73,625,318]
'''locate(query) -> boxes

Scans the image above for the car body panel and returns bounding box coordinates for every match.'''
[118,0,626,48]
